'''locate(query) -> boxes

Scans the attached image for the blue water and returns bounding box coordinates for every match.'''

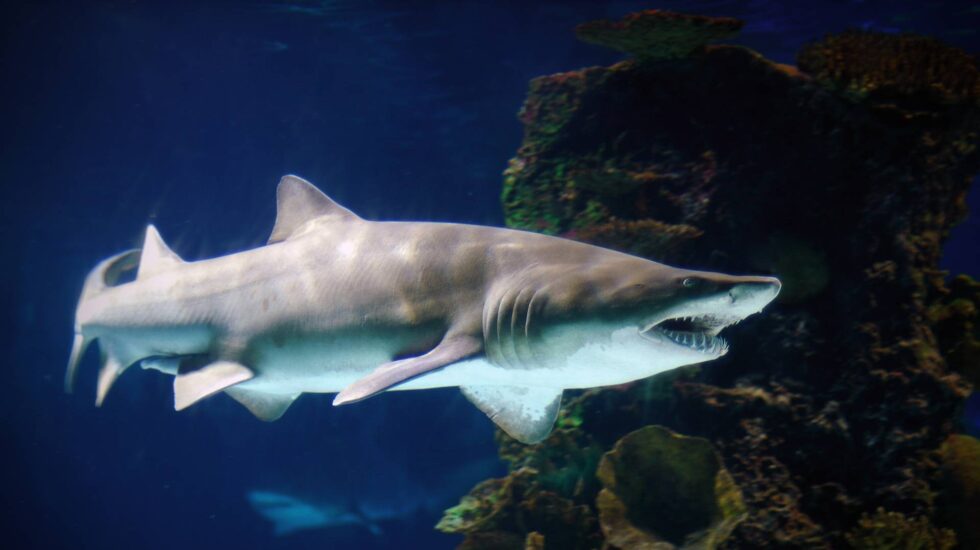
[3,1,978,549]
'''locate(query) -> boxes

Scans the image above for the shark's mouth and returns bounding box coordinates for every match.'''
[641,314,734,355]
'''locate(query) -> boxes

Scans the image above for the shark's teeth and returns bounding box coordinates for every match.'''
[642,311,741,355]
[657,328,727,355]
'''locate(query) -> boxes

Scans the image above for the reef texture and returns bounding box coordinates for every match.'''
[595,425,747,548]
[444,10,980,550]
[576,10,743,61]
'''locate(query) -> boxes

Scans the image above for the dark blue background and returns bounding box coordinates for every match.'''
[3,1,977,549]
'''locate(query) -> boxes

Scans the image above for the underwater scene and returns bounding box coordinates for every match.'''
[3,1,980,549]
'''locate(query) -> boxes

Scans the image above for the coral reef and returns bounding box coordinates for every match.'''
[929,275,980,387]
[844,508,955,550]
[450,10,980,550]
[575,10,743,61]
[596,425,746,549]
[937,435,980,548]
[797,30,980,105]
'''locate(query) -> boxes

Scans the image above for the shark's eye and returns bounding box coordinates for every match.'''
[682,277,697,288]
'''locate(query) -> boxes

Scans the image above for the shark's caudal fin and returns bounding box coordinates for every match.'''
[65,249,141,393]
[66,226,186,400]
[268,175,362,244]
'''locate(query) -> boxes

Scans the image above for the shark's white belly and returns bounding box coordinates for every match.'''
[233,325,690,396]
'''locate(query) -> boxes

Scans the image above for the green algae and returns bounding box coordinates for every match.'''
[595,425,746,548]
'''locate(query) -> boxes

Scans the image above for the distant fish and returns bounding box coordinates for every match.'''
[247,491,383,536]
[66,176,780,443]
[247,457,500,536]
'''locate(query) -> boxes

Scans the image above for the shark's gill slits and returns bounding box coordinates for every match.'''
[511,287,536,369]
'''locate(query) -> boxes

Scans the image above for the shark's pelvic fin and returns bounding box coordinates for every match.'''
[137,225,184,280]
[333,334,482,406]
[225,387,299,421]
[461,385,563,444]
[174,360,254,411]
[268,175,362,244]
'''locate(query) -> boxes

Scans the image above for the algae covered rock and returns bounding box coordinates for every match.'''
[929,275,980,387]
[797,30,980,105]
[596,425,746,549]
[475,6,980,549]
[575,10,743,61]
[438,465,602,550]
[937,434,980,548]
[844,508,955,550]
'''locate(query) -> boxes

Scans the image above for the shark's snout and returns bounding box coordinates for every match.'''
[728,277,781,306]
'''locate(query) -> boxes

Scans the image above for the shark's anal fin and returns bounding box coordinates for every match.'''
[333,334,482,406]
[225,387,298,421]
[174,361,254,411]
[461,385,563,444]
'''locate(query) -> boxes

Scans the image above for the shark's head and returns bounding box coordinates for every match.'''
[489,257,781,386]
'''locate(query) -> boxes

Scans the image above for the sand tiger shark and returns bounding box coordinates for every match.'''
[66,175,780,443]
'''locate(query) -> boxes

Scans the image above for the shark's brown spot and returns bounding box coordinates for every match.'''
[262,298,269,312]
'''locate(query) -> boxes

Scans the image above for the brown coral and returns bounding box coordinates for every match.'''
[844,508,956,549]
[797,30,980,105]
[929,275,980,387]
[575,10,743,60]
[596,426,746,549]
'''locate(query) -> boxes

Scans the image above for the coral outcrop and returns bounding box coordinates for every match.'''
[937,435,980,548]
[595,425,746,549]
[449,9,979,550]
[575,10,743,61]
[844,508,956,549]
[797,30,980,105]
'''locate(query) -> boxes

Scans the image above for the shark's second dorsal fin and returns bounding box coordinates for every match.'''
[137,225,184,280]
[269,175,361,244]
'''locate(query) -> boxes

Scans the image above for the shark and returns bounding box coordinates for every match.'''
[246,456,501,537]
[66,175,781,443]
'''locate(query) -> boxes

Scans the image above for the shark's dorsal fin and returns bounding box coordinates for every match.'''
[333,334,482,405]
[137,225,184,280]
[225,387,298,421]
[269,175,361,244]
[174,360,254,411]
[461,385,563,444]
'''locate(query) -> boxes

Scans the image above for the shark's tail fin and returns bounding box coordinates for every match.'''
[64,248,140,393]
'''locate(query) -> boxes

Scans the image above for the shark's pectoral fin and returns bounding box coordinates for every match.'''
[333,334,482,406]
[174,361,254,411]
[225,387,298,421]
[461,385,563,444]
